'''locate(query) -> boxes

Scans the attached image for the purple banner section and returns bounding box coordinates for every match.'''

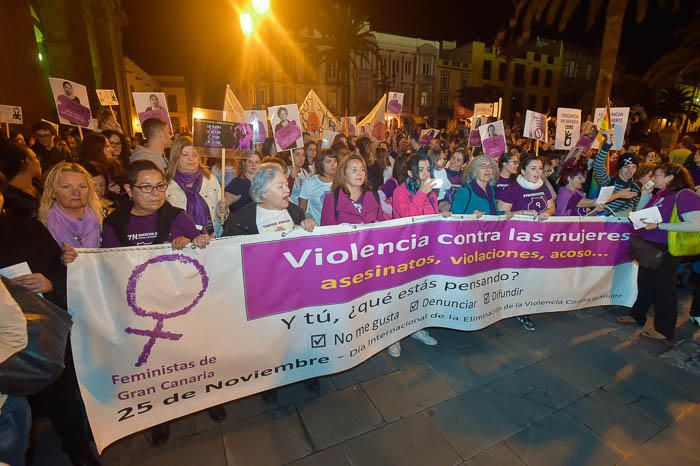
[242,219,632,319]
[57,96,91,127]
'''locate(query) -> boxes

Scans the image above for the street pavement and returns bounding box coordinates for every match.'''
[33,291,700,466]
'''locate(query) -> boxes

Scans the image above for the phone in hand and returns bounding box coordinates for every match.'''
[431,178,444,189]
[643,180,654,191]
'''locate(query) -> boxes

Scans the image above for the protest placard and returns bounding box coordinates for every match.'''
[242,110,268,143]
[341,116,356,136]
[555,108,582,150]
[48,78,92,128]
[193,119,253,150]
[592,107,630,151]
[96,89,119,106]
[523,110,548,142]
[133,92,172,133]
[386,92,404,114]
[478,120,506,158]
[269,104,304,152]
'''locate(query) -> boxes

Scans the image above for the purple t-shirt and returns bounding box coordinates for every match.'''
[102,211,201,247]
[641,189,700,244]
[555,187,586,216]
[500,181,552,213]
[495,176,515,199]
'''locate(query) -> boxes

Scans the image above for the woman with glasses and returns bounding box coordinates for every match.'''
[166,136,228,237]
[451,156,503,216]
[102,129,132,170]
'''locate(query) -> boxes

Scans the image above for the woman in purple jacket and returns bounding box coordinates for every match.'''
[320,154,386,225]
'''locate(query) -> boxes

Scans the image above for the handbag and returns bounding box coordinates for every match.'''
[629,235,665,269]
[0,277,72,396]
[668,190,700,256]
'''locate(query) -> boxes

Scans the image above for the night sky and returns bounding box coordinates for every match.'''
[122,0,696,109]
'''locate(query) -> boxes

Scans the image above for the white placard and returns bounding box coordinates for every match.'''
[523,109,548,142]
[592,107,630,151]
[96,89,119,106]
[48,78,92,128]
[629,206,662,230]
[555,108,582,150]
[0,105,23,125]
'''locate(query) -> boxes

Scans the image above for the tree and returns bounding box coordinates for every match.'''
[506,0,680,109]
[305,2,379,114]
[645,11,700,87]
[651,87,700,131]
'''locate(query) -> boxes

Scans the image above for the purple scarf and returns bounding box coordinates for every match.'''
[47,203,101,248]
[173,168,212,230]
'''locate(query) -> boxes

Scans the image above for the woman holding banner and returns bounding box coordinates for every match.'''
[451,156,503,217]
[166,136,228,237]
[497,155,555,332]
[388,153,440,357]
[321,154,385,225]
[618,163,700,340]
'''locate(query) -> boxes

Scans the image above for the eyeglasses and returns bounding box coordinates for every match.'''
[132,183,168,193]
[109,141,122,146]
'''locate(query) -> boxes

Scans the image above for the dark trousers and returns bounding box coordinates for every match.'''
[0,395,31,466]
[631,243,681,339]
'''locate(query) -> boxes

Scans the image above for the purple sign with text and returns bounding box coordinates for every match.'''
[57,96,91,127]
[241,219,632,319]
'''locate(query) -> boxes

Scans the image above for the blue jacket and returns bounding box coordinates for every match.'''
[451,180,504,215]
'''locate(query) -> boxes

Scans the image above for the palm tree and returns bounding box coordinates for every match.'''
[652,87,700,131]
[645,11,700,87]
[305,2,379,114]
[506,0,680,109]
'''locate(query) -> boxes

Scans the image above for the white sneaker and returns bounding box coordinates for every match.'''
[410,330,438,346]
[388,342,401,358]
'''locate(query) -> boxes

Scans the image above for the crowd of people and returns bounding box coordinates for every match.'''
[1,110,700,465]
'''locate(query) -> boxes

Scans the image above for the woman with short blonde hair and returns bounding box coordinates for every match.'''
[38,161,104,248]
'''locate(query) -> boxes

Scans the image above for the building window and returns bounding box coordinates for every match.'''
[422,59,432,76]
[498,63,507,81]
[460,73,468,88]
[392,59,400,75]
[542,96,550,113]
[404,60,411,76]
[420,91,428,106]
[483,60,492,80]
[440,71,449,90]
[256,88,267,107]
[547,56,554,64]
[531,68,540,86]
[170,117,180,132]
[586,63,592,80]
[284,87,294,103]
[514,64,525,87]
[564,60,579,78]
[439,93,448,110]
[329,91,338,111]
[382,56,388,72]
[545,69,553,87]
[528,94,537,110]
[327,60,337,80]
[534,53,541,62]
[167,94,178,112]
[284,53,295,76]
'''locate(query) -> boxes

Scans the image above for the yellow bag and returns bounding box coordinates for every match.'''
[668,191,700,256]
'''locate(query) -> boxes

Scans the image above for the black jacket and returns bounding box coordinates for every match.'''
[222,202,306,236]
[103,201,183,247]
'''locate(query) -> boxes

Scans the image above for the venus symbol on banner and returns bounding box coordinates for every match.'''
[124,254,209,367]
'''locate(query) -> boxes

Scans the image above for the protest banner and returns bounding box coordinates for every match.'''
[223,84,245,123]
[269,104,304,152]
[0,105,22,138]
[523,110,548,143]
[192,118,253,150]
[478,120,506,158]
[133,92,172,133]
[592,107,630,151]
[555,108,582,150]
[341,116,356,136]
[242,110,268,143]
[358,95,387,141]
[96,89,119,106]
[48,78,92,128]
[386,92,404,114]
[68,215,636,451]
[299,90,339,141]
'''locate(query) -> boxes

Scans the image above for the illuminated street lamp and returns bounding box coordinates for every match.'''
[252,0,270,15]
[240,12,253,37]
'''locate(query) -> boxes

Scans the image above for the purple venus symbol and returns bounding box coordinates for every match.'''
[125,254,209,367]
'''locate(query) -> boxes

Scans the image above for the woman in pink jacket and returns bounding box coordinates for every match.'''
[321,154,386,225]
[387,152,440,357]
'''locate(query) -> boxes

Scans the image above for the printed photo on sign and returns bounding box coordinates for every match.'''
[0,105,22,124]
[96,89,119,106]
[555,108,582,150]
[133,92,172,133]
[268,104,303,152]
[48,77,91,128]
[592,107,630,151]
[478,120,506,158]
[523,110,548,142]
[341,116,356,136]
[419,128,439,145]
[243,110,268,143]
[193,119,253,150]
[386,92,404,114]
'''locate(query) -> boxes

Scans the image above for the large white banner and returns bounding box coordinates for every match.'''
[555,108,582,150]
[68,216,636,452]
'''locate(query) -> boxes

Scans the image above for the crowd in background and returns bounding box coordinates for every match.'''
[1,108,700,466]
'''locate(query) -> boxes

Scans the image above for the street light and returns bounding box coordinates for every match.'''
[240,12,253,37]
[252,0,269,15]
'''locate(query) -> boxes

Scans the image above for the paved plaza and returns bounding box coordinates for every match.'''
[34,292,700,466]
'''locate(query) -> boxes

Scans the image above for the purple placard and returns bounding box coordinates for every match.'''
[138,108,171,128]
[57,95,91,127]
[275,121,302,150]
[241,219,632,319]
[468,129,481,147]
[387,100,402,114]
[482,135,506,158]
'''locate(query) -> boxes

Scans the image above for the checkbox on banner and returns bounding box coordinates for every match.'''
[483,293,490,304]
[409,300,419,312]
[311,334,326,348]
